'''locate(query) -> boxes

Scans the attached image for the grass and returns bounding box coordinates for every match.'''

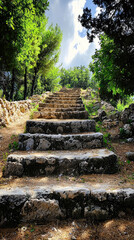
[9,141,19,151]
[116,97,134,112]
[0,90,3,98]
[30,104,39,119]
[2,152,8,162]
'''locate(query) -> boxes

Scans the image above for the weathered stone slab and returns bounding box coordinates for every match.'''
[19,133,103,151]
[47,96,81,101]
[33,110,88,119]
[39,103,84,108]
[0,186,134,226]
[45,99,83,104]
[26,120,95,134]
[4,149,118,177]
[38,107,85,112]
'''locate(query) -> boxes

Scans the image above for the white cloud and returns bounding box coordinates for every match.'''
[65,0,91,65]
[95,6,101,17]
[47,0,100,68]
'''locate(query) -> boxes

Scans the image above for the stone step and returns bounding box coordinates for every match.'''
[45,99,83,104]
[51,93,81,99]
[3,149,118,177]
[0,179,134,226]
[38,107,85,112]
[33,110,88,119]
[39,102,84,108]
[19,132,103,151]
[26,120,95,134]
[53,93,80,96]
[47,96,81,100]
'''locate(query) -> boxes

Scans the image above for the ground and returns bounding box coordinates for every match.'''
[0,218,134,240]
[0,111,134,239]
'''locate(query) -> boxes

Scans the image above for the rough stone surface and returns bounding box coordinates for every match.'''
[33,88,88,120]
[21,199,63,222]
[4,149,118,177]
[121,104,134,123]
[126,138,134,143]
[126,152,134,161]
[0,92,51,126]
[19,133,103,151]
[26,120,96,134]
[0,98,32,126]
[0,186,134,226]
[3,162,24,177]
[34,110,88,119]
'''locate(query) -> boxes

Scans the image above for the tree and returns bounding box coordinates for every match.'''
[89,34,127,102]
[60,66,91,89]
[0,0,49,100]
[31,24,62,96]
[79,0,134,94]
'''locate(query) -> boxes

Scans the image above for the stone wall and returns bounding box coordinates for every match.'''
[0,98,32,127]
[0,92,51,127]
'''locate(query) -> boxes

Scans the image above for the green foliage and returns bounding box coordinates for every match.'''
[83,98,98,118]
[79,0,134,95]
[116,97,134,112]
[35,67,62,94]
[89,34,129,102]
[0,0,63,100]
[9,141,19,150]
[30,104,39,119]
[3,152,8,161]
[60,66,91,89]
[0,89,3,98]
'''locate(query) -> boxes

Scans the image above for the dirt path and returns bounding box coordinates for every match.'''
[0,112,30,177]
[0,218,134,240]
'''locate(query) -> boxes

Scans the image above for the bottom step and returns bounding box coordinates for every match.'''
[3,149,118,177]
[0,182,134,226]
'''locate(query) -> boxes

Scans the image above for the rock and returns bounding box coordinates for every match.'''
[103,119,119,129]
[21,199,63,221]
[109,111,121,120]
[3,162,24,177]
[126,152,134,161]
[72,205,82,218]
[84,206,108,220]
[24,138,34,151]
[26,119,95,134]
[71,236,77,240]
[98,109,107,120]
[120,124,133,138]
[33,111,40,119]
[126,138,134,143]
[121,104,134,124]
[101,101,115,112]
[19,132,103,151]
[0,98,32,126]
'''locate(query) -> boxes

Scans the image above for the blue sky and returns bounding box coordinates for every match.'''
[46,0,100,68]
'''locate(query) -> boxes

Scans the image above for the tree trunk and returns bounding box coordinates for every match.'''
[10,68,15,101]
[24,67,27,100]
[31,67,37,96]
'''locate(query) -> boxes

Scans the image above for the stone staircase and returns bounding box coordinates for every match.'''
[33,88,88,119]
[1,88,134,227]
